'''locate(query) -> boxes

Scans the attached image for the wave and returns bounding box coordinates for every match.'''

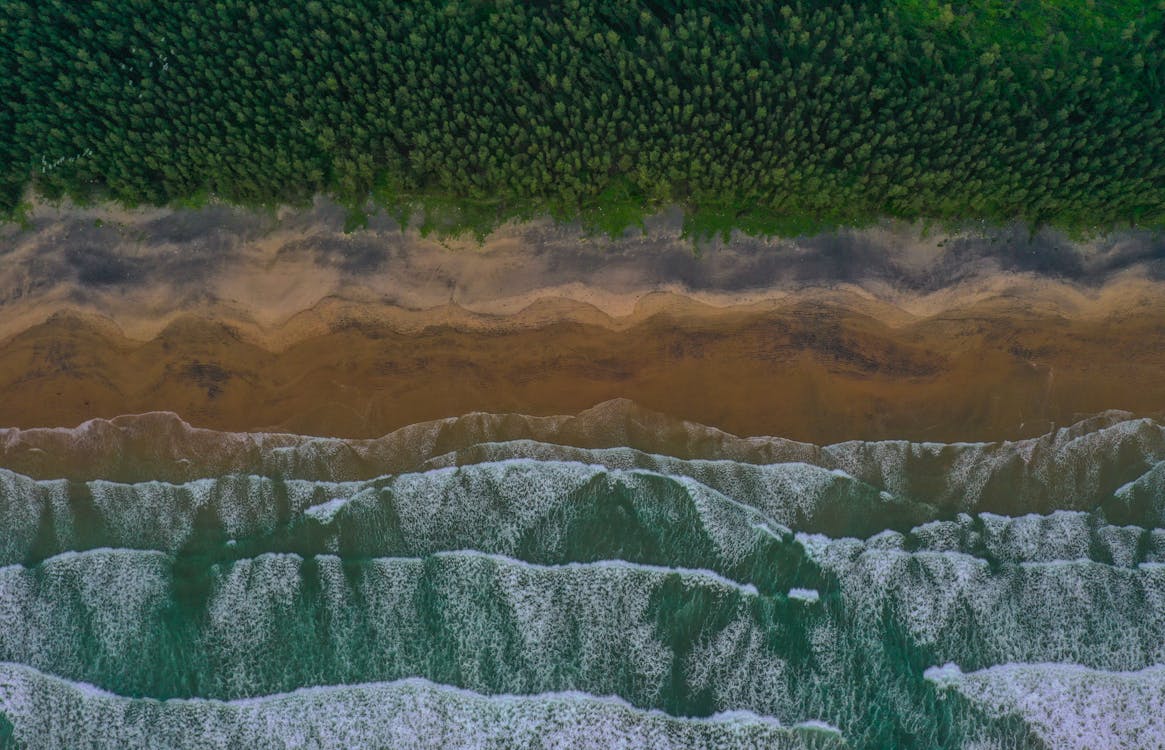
[0,549,789,711]
[4,456,1163,577]
[2,539,1160,747]
[0,462,813,594]
[0,663,843,750]
[1,402,1163,748]
[805,538,1165,671]
[926,662,1165,750]
[2,402,1163,522]
[0,400,772,483]
[0,469,356,566]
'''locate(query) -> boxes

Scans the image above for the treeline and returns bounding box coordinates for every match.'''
[2,0,1163,237]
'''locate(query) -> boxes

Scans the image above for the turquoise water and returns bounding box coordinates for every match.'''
[1,402,1163,749]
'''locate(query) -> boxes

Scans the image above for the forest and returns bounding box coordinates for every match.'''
[2,0,1162,238]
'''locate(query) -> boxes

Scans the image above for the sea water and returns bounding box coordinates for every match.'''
[0,402,1162,749]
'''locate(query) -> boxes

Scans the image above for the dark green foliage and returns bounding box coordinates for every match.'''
[2,0,1162,235]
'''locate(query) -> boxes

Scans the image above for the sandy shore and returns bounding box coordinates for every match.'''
[1,201,1163,441]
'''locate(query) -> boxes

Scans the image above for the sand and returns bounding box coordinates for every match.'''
[1,200,1163,442]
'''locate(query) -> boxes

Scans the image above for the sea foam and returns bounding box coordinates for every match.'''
[926,662,1165,750]
[0,664,838,750]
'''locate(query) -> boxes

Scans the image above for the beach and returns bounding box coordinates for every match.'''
[1,202,1163,442]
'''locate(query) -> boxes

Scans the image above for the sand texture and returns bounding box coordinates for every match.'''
[2,200,1163,441]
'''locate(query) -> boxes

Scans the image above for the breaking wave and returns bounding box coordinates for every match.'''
[0,401,1162,749]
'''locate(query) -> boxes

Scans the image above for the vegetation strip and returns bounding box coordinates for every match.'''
[3,1,1162,236]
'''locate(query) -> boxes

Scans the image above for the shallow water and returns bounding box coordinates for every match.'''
[1,402,1162,749]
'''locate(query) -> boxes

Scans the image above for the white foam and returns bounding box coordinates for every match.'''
[806,536,1165,667]
[980,511,1092,563]
[923,662,964,690]
[0,549,171,682]
[0,467,369,562]
[825,417,1165,514]
[787,588,820,604]
[0,469,70,563]
[170,549,777,708]
[303,496,349,523]
[424,441,890,529]
[927,662,1165,750]
[429,549,764,597]
[684,617,790,716]
[291,460,788,579]
[792,719,843,735]
[0,663,834,750]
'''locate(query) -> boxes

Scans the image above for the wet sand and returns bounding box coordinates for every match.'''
[2,201,1164,442]
[2,291,1164,443]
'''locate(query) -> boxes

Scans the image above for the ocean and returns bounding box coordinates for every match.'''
[1,400,1162,749]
